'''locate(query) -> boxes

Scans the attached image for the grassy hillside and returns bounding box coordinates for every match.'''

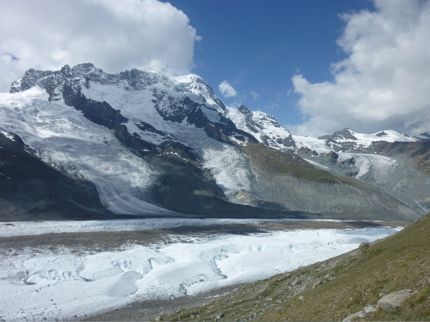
[164,214,430,321]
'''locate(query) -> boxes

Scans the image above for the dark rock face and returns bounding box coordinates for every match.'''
[320,128,357,141]
[0,131,109,221]
[280,135,296,149]
[154,96,257,145]
[115,125,158,157]
[419,131,430,139]
[375,130,388,137]
[203,117,258,146]
[318,129,362,152]
[297,146,319,157]
[63,83,128,129]
[238,105,261,134]
[10,69,58,94]
[156,141,199,162]
[62,82,158,158]
[323,151,339,164]
[135,122,165,136]
[338,157,359,177]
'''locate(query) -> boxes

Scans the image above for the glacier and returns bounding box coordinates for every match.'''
[0,226,400,320]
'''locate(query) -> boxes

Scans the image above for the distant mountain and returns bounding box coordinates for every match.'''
[294,128,430,214]
[0,63,426,221]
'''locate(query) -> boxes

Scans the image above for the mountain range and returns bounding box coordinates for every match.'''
[0,63,428,221]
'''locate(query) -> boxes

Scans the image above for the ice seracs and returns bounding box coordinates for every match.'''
[0,226,400,321]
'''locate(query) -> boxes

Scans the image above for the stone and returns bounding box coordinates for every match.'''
[342,310,366,322]
[343,304,376,322]
[312,279,323,288]
[363,304,376,314]
[377,289,416,312]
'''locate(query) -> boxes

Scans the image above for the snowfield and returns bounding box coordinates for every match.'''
[0,226,400,321]
[293,135,331,154]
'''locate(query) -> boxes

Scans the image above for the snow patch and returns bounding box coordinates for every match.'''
[203,145,251,193]
[293,135,330,154]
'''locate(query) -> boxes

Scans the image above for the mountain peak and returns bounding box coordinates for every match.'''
[227,106,295,151]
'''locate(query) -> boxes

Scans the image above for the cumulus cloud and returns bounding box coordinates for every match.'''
[292,0,430,135]
[218,80,237,98]
[0,0,198,91]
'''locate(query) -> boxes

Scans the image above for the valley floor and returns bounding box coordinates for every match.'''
[0,218,402,321]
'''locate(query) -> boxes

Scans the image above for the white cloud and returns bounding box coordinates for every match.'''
[218,80,237,98]
[249,90,260,100]
[0,0,198,91]
[292,0,430,136]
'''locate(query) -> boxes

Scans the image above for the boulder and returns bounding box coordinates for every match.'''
[342,304,376,322]
[377,289,416,312]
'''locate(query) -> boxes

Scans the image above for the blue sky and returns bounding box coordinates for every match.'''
[169,0,372,126]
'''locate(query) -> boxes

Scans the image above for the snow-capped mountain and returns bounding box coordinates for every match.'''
[292,128,417,153]
[318,128,417,151]
[0,63,426,221]
[227,105,295,151]
[1,64,259,218]
[293,128,430,214]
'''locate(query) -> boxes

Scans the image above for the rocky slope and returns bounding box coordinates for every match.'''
[0,64,426,221]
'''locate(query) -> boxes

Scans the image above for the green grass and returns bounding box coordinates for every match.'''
[163,214,430,321]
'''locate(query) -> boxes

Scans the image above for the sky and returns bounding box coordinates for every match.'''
[168,0,372,128]
[0,0,429,135]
